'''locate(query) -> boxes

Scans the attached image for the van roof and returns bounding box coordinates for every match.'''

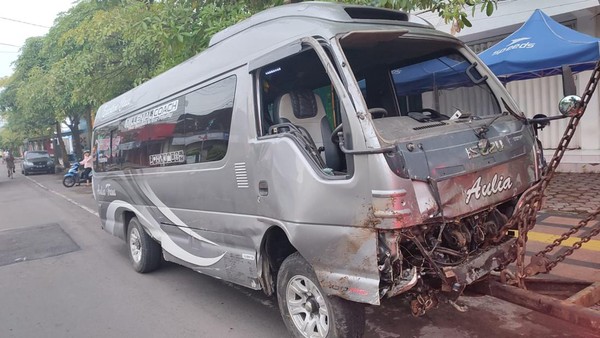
[210,2,423,46]
[94,2,437,128]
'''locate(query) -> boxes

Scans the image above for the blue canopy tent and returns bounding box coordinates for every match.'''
[392,56,471,96]
[478,9,600,83]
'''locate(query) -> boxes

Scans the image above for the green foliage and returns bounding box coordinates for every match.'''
[0,128,24,150]
[0,0,497,144]
[338,0,497,30]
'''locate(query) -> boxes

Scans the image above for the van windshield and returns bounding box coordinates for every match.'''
[390,51,500,118]
[340,33,502,141]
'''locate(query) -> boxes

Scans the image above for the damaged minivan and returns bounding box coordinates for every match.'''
[93,2,541,337]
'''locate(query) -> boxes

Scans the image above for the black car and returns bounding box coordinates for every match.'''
[22,151,56,175]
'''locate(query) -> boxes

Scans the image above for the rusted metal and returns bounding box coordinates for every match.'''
[474,279,600,331]
[410,293,438,317]
[524,254,552,276]
[442,238,517,287]
[567,282,600,308]
[520,277,590,300]
[385,266,418,298]
[528,209,600,275]
[470,61,600,333]
[492,60,600,288]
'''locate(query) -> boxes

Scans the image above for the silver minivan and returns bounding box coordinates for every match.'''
[93,3,541,337]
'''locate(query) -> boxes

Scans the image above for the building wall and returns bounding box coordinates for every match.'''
[418,0,600,171]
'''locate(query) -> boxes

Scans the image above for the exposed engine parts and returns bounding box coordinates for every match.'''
[378,202,517,316]
[402,206,511,269]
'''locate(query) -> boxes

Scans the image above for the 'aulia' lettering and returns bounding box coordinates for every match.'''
[465,174,513,205]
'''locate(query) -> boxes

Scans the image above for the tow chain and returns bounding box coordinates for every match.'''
[527,210,600,276]
[496,60,600,288]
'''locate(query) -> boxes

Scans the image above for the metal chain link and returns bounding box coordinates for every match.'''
[537,208,600,272]
[496,60,600,288]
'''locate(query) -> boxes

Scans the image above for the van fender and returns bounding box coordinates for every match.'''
[104,200,160,241]
[261,220,381,305]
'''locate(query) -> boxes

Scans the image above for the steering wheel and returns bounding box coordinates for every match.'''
[369,107,388,119]
[331,123,343,144]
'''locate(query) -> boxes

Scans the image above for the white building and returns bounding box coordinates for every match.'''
[420,0,600,172]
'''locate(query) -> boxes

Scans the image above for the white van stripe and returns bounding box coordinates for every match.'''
[106,199,225,267]
[137,179,220,247]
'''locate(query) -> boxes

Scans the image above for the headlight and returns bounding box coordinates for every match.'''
[47,160,54,165]
[23,161,33,166]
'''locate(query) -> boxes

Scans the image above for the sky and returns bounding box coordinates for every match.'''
[0,0,75,78]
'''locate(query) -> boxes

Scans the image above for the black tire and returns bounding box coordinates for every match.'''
[62,176,76,188]
[23,170,29,176]
[277,252,365,338]
[127,217,162,273]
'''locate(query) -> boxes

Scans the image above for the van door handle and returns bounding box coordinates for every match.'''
[258,180,269,196]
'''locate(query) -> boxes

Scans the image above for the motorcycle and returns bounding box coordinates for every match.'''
[62,162,91,187]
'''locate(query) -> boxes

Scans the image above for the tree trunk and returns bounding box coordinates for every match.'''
[85,107,94,151]
[56,122,70,168]
[69,117,83,159]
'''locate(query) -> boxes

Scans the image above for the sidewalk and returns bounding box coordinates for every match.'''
[543,172,600,214]
[534,172,600,282]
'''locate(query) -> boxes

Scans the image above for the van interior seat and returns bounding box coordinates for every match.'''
[275,90,343,171]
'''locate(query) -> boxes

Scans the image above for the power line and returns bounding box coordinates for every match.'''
[0,16,50,29]
[0,42,20,48]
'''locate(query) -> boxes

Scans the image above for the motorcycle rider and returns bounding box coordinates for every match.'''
[79,150,93,186]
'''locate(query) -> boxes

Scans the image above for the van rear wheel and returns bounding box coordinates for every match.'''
[127,217,161,273]
[277,252,365,338]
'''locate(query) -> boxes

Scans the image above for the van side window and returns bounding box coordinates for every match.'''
[95,76,237,171]
[119,97,185,170]
[94,123,120,172]
[181,76,236,163]
[256,49,346,175]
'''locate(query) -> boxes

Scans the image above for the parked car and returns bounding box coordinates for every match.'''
[21,151,56,175]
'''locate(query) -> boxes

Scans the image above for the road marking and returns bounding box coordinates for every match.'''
[25,177,99,217]
[520,231,600,252]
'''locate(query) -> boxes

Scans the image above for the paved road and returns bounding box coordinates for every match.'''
[0,171,597,338]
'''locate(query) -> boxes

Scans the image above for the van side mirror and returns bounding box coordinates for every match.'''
[558,95,582,117]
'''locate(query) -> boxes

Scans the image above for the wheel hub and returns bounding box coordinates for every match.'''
[129,228,142,263]
[303,297,319,314]
[286,275,329,338]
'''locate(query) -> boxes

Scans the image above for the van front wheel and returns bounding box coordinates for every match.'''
[127,217,161,273]
[277,252,365,338]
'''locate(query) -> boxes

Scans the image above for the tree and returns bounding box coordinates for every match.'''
[0,37,58,158]
[0,0,498,157]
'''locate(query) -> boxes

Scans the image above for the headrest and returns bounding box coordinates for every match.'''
[288,90,318,119]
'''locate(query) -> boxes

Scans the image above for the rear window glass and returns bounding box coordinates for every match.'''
[26,152,50,160]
